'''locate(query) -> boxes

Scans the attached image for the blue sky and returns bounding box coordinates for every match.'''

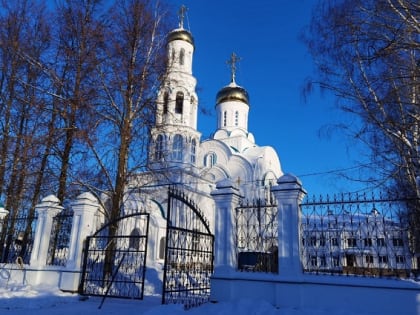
[167,0,367,196]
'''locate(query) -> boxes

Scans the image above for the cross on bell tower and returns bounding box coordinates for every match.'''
[178,5,187,29]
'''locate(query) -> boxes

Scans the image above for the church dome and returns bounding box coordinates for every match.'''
[167,29,194,46]
[216,82,249,105]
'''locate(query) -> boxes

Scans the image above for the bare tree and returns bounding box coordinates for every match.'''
[303,0,420,250]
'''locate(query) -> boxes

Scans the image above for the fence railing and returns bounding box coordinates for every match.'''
[235,198,278,273]
[300,192,420,279]
[47,208,74,266]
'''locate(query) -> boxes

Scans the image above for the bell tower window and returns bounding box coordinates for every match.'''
[172,134,183,161]
[223,111,227,127]
[163,92,169,114]
[191,139,196,164]
[234,111,239,126]
[175,92,184,114]
[179,48,185,65]
[155,134,164,160]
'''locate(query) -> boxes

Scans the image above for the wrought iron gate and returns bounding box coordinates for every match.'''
[79,212,149,300]
[162,187,214,308]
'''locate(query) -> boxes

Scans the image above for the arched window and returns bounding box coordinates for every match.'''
[159,237,166,260]
[223,111,227,127]
[234,111,239,126]
[172,134,183,161]
[129,228,141,249]
[191,139,196,164]
[163,92,169,114]
[204,152,217,167]
[155,134,164,160]
[175,92,183,114]
[179,48,185,65]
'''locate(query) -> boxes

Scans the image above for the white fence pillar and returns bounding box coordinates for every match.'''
[30,195,63,267]
[271,174,306,278]
[66,192,100,270]
[210,179,242,274]
[59,192,100,292]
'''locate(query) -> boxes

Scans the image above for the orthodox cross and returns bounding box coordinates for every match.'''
[227,52,241,83]
[178,5,187,29]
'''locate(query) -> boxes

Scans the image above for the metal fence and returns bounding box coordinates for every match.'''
[0,212,38,264]
[47,208,74,266]
[300,192,420,279]
[235,198,278,273]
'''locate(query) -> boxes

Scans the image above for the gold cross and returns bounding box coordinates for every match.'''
[226,52,241,83]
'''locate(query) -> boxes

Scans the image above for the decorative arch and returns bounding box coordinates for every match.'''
[172,134,183,161]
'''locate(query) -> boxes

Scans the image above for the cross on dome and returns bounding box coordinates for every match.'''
[227,52,241,84]
[178,5,187,29]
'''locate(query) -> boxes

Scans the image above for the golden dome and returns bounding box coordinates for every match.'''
[167,29,194,46]
[216,83,249,105]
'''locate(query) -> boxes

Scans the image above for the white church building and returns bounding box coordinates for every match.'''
[125,13,283,264]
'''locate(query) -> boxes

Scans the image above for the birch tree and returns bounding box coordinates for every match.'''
[303,0,420,251]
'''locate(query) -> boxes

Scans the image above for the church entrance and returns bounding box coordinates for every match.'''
[162,187,214,308]
[79,212,150,300]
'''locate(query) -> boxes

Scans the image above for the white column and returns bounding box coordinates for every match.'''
[30,195,63,267]
[66,192,99,270]
[271,174,306,278]
[210,179,242,274]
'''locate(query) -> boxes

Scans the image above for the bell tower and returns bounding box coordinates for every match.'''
[148,6,201,171]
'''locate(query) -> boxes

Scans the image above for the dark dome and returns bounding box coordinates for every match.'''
[167,29,194,46]
[216,83,249,105]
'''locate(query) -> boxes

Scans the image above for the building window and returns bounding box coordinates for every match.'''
[364,238,373,247]
[346,254,356,267]
[332,256,340,267]
[319,235,326,247]
[175,92,184,114]
[347,238,357,248]
[396,255,405,264]
[392,238,404,247]
[223,111,227,126]
[129,229,141,250]
[234,111,239,126]
[310,236,317,246]
[163,92,169,114]
[365,255,374,264]
[179,48,185,65]
[379,255,388,264]
[155,134,164,160]
[159,237,166,260]
[377,238,385,247]
[320,255,327,267]
[191,139,196,164]
[172,134,183,161]
[205,152,217,167]
[310,256,317,267]
[331,238,338,247]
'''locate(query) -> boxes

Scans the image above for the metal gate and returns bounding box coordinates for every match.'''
[79,212,149,300]
[162,187,214,308]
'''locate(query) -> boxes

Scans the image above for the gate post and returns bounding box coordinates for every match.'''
[210,179,242,273]
[66,192,100,270]
[60,192,100,292]
[271,174,306,278]
[30,195,63,267]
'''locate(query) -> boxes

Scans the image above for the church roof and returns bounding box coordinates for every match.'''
[216,82,249,105]
[167,28,194,46]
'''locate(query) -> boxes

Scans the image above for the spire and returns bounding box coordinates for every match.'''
[178,5,187,29]
[226,52,241,84]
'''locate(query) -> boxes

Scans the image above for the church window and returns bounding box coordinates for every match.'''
[159,237,166,260]
[155,134,164,160]
[179,48,185,65]
[172,134,183,161]
[204,152,217,167]
[223,111,227,126]
[163,92,169,114]
[175,92,184,114]
[234,111,239,126]
[191,138,196,164]
[129,228,141,250]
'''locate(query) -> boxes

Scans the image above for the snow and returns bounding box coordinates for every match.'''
[0,277,403,315]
